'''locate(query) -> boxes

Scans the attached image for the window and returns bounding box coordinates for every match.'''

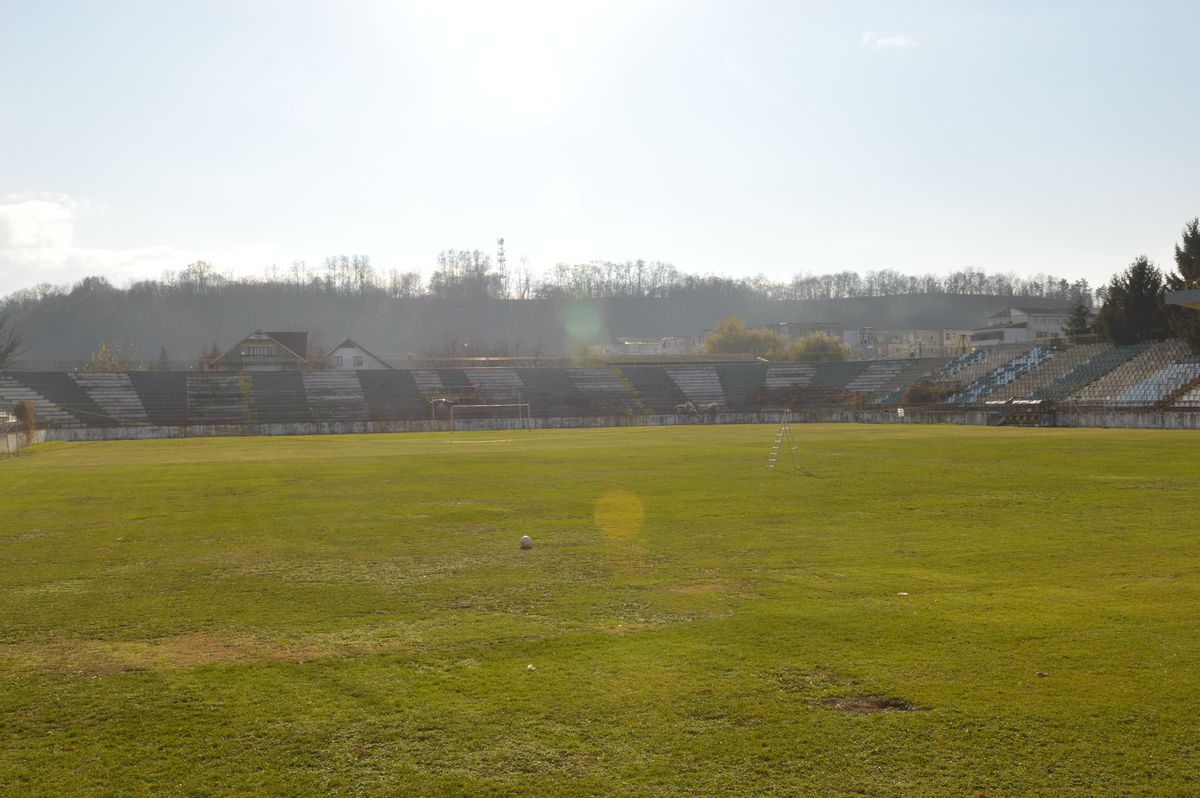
[332,356,344,367]
[353,355,364,367]
[244,346,277,358]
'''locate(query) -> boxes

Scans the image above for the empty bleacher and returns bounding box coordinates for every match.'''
[187,374,253,425]
[1111,362,1200,408]
[764,365,816,390]
[302,372,370,422]
[1173,382,1200,409]
[1069,340,1192,403]
[809,361,870,389]
[356,371,429,422]
[128,373,190,426]
[617,366,690,412]
[248,372,312,424]
[464,368,527,404]
[71,373,150,425]
[987,343,1106,402]
[515,368,597,416]
[715,363,768,410]
[949,346,1054,405]
[566,368,639,414]
[1032,343,1149,401]
[664,366,727,407]
[0,373,87,427]
[846,361,905,393]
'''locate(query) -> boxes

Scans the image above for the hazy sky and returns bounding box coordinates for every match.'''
[2,0,1197,295]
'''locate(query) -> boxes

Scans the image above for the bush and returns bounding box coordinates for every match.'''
[13,400,36,434]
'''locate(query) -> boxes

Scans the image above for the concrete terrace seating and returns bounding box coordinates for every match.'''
[187,374,253,425]
[937,343,1036,391]
[71,373,150,425]
[1069,340,1192,403]
[1111,362,1200,408]
[0,373,86,427]
[516,368,598,416]
[715,363,768,409]
[302,372,370,422]
[567,368,638,414]
[357,371,428,421]
[1032,344,1149,401]
[248,371,313,424]
[664,366,726,407]
[846,361,905,393]
[764,365,816,390]
[988,343,1106,402]
[463,368,526,404]
[949,346,1053,405]
[809,361,870,389]
[616,366,689,412]
[127,373,190,426]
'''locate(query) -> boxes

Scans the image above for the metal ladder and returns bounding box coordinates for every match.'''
[767,413,801,471]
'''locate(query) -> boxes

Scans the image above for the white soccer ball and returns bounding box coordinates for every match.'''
[520,535,533,550]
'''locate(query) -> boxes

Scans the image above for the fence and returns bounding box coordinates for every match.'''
[1,429,46,456]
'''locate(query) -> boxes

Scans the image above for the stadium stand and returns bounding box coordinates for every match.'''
[1111,362,1200,407]
[0,373,87,427]
[357,370,428,421]
[846,361,906,393]
[127,373,190,426]
[715,363,769,409]
[1069,340,1192,403]
[302,372,370,422]
[808,361,870,389]
[247,371,313,424]
[187,373,253,425]
[764,365,816,390]
[987,343,1107,402]
[665,366,727,407]
[566,367,640,414]
[949,346,1054,405]
[464,368,527,404]
[935,342,1036,390]
[1172,381,1200,409]
[1031,343,1149,401]
[516,368,598,416]
[71,373,150,425]
[617,366,690,412]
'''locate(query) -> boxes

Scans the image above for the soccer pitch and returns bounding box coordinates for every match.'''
[2,425,1197,796]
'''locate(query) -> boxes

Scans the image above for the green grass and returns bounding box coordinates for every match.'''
[1,424,1198,796]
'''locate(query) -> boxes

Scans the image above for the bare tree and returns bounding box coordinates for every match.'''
[0,312,24,370]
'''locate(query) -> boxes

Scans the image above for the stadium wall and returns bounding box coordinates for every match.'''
[1,429,46,456]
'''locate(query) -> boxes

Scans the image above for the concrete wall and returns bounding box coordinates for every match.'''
[1,429,46,455]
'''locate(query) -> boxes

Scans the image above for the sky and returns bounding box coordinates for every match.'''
[1,0,1198,296]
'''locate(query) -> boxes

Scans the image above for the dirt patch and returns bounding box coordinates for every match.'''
[818,694,924,715]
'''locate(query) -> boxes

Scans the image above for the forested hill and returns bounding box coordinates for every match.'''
[4,281,1077,364]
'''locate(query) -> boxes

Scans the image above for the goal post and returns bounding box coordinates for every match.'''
[448,403,532,432]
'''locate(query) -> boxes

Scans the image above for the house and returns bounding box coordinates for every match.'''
[209,330,309,371]
[320,338,392,371]
[970,306,1073,346]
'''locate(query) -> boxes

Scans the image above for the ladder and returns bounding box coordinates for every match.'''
[767,412,801,471]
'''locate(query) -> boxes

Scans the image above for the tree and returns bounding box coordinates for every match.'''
[1063,299,1094,340]
[782,332,852,363]
[702,316,786,358]
[84,342,130,372]
[0,312,23,370]
[156,346,171,371]
[1094,256,1169,345]
[1166,218,1200,352]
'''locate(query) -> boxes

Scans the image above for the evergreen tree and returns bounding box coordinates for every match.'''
[1165,218,1200,352]
[1063,299,1094,340]
[156,346,170,370]
[1095,256,1169,345]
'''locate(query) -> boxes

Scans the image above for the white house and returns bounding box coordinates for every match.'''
[321,338,392,370]
[971,306,1073,346]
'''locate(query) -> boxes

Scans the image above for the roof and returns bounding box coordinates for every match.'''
[322,338,392,368]
[989,306,1073,319]
[264,331,308,359]
[210,330,309,365]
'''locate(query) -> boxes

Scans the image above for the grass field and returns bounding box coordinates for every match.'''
[2,424,1198,796]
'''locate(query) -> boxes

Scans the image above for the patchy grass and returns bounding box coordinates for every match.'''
[1,424,1198,796]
